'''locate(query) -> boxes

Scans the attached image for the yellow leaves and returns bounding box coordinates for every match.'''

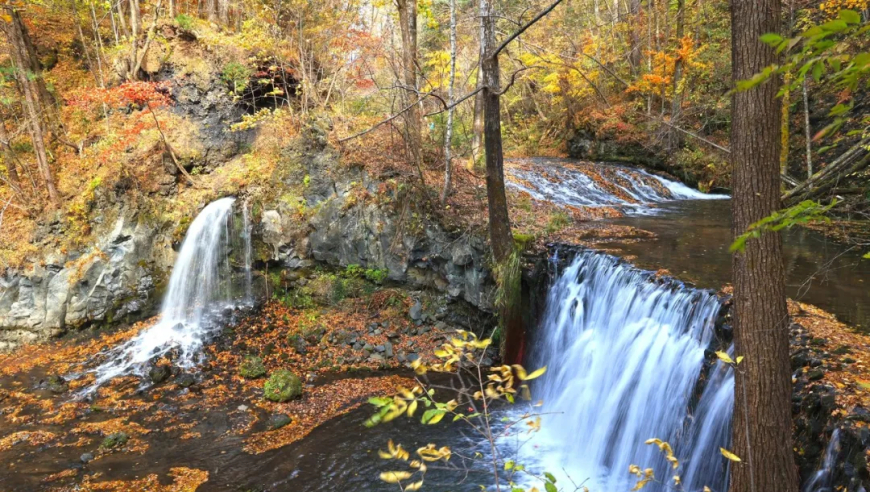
[715,351,734,364]
[526,416,542,433]
[628,466,655,490]
[720,447,742,462]
[645,438,679,469]
[380,471,412,483]
[379,440,410,461]
[416,443,451,462]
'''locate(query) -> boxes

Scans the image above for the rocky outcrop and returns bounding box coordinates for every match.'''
[257,121,496,312]
[0,216,173,351]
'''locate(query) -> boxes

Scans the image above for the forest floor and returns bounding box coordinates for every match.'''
[0,280,481,491]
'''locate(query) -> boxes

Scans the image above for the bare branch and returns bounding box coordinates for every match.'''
[490,0,567,60]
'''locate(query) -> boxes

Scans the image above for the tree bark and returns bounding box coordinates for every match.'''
[802,78,813,179]
[218,0,229,26]
[480,0,523,364]
[729,2,798,492]
[670,0,686,122]
[395,0,422,169]
[2,7,60,206]
[469,3,487,174]
[441,0,457,204]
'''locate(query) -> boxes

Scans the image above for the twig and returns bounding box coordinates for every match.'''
[490,0,567,60]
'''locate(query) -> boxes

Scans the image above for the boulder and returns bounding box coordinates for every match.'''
[263,370,302,402]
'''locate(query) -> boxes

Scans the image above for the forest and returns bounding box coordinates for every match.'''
[0,0,869,491]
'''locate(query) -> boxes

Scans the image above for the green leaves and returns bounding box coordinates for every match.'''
[730,200,839,253]
[838,9,861,26]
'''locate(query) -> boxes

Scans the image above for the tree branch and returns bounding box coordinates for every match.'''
[490,0,567,60]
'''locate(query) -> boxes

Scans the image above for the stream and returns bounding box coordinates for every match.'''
[2,160,865,492]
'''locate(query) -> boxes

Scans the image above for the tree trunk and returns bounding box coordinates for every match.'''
[469,1,487,174]
[802,78,813,179]
[169,0,177,18]
[2,7,60,206]
[441,0,457,204]
[218,0,229,26]
[729,2,798,492]
[206,0,217,23]
[396,0,422,169]
[480,0,523,364]
[670,0,685,122]
[130,0,140,38]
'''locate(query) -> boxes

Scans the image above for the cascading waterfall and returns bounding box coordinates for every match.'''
[527,250,734,492]
[506,160,727,213]
[242,199,254,304]
[803,429,841,492]
[84,197,252,392]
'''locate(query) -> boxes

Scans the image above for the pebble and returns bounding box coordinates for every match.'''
[80,453,94,463]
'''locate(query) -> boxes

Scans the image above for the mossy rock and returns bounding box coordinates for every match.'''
[263,369,302,402]
[101,432,129,449]
[240,356,267,379]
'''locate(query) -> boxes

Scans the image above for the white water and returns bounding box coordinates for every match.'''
[803,429,841,492]
[84,197,251,392]
[525,250,734,492]
[507,161,727,213]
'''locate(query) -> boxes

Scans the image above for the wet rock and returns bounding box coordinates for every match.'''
[264,370,302,402]
[406,353,419,363]
[176,373,196,388]
[409,300,423,322]
[808,369,826,381]
[46,375,67,394]
[239,356,267,379]
[80,452,94,463]
[268,413,293,430]
[101,432,129,449]
[149,365,171,384]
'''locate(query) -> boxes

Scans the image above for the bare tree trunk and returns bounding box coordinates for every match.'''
[218,0,228,25]
[441,0,457,204]
[0,120,20,188]
[117,0,130,38]
[130,0,141,37]
[206,0,217,22]
[469,0,487,174]
[802,78,813,179]
[729,2,798,492]
[480,0,523,364]
[670,0,685,122]
[169,0,177,18]
[396,0,422,168]
[2,7,60,206]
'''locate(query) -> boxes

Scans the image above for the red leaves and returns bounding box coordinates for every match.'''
[66,81,172,111]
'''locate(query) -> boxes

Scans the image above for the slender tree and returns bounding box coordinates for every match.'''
[395,0,422,168]
[729,2,798,492]
[1,6,60,206]
[441,0,457,203]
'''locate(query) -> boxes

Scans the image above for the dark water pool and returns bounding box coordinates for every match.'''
[599,199,870,331]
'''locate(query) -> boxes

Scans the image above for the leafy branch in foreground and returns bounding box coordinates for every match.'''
[729,200,838,253]
[365,329,570,492]
[739,9,869,141]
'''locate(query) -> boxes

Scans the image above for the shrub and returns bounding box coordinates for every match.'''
[263,370,302,402]
[175,13,193,30]
[101,432,129,449]
[364,268,389,284]
[239,356,267,379]
[221,61,253,95]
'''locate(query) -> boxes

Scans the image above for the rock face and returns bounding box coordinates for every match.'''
[258,122,496,312]
[0,216,173,351]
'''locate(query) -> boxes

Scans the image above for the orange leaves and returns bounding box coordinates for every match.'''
[66,81,172,111]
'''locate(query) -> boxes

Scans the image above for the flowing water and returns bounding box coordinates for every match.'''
[83,197,252,393]
[803,429,841,492]
[524,250,733,492]
[506,159,728,212]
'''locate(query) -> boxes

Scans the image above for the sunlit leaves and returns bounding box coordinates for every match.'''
[720,447,742,462]
[730,200,839,253]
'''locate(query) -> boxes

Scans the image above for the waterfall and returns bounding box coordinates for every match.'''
[84,197,252,392]
[527,250,733,492]
[242,199,253,304]
[506,160,727,213]
[803,429,841,492]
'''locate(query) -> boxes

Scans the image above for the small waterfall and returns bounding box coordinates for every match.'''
[85,197,252,392]
[242,199,253,304]
[506,160,727,213]
[803,429,841,492]
[528,250,733,491]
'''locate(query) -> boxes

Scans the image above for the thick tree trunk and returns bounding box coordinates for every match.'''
[2,7,60,206]
[729,2,798,492]
[218,0,229,26]
[396,0,422,168]
[480,0,523,364]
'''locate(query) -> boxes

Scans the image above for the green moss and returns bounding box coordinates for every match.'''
[101,432,129,449]
[263,369,302,402]
[239,356,267,379]
[513,232,536,251]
